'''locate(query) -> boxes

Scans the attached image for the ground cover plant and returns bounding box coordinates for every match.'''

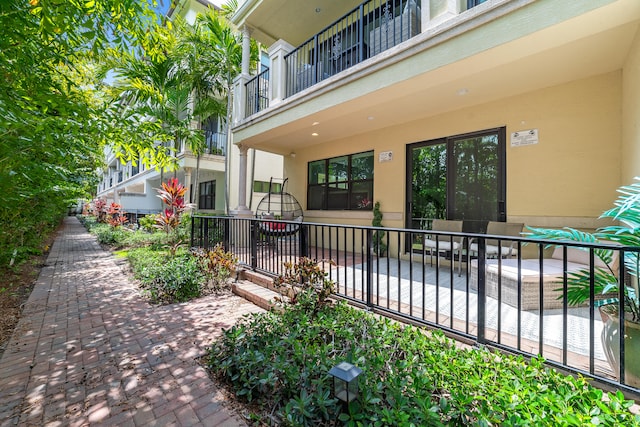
[208,263,640,426]
[80,206,236,305]
[127,247,204,304]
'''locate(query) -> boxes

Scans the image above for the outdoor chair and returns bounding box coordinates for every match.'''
[423,219,464,274]
[468,221,525,259]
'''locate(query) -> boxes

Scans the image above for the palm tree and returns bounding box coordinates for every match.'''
[197,10,247,212]
[103,11,257,211]
[103,17,225,168]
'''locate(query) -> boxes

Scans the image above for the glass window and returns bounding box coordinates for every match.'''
[307,151,374,210]
[199,180,216,210]
[253,181,282,193]
[308,160,326,185]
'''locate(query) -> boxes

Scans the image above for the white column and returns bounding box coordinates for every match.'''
[230,144,253,217]
[241,25,252,76]
[233,74,249,125]
[268,39,294,104]
[424,0,462,29]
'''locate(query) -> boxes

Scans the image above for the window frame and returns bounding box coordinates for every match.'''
[307,150,374,211]
[199,180,216,210]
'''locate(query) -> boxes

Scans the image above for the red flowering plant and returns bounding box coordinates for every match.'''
[155,178,194,255]
[106,202,128,228]
[93,198,108,223]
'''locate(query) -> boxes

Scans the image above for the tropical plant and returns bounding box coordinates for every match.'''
[100,18,205,170]
[526,178,640,321]
[93,199,108,223]
[0,0,159,267]
[372,201,387,256]
[106,202,128,228]
[195,10,259,212]
[155,177,193,255]
[192,244,238,293]
[273,257,335,316]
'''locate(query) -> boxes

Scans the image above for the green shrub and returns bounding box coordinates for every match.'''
[128,248,204,304]
[273,257,335,316]
[77,215,97,230]
[92,223,128,246]
[138,214,159,232]
[208,302,640,426]
[192,244,237,293]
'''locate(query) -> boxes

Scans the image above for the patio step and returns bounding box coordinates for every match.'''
[232,269,287,311]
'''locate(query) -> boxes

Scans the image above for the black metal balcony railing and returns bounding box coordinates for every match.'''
[191,215,640,396]
[203,131,226,156]
[245,68,270,117]
[285,0,421,98]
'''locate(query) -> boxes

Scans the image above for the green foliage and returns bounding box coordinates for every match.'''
[527,178,640,321]
[0,0,157,266]
[128,247,204,304]
[372,201,387,256]
[411,144,447,224]
[273,257,335,316]
[138,214,160,232]
[193,244,238,293]
[209,302,640,426]
[88,222,174,250]
[92,223,128,246]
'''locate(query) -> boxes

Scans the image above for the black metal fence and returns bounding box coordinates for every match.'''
[191,215,640,396]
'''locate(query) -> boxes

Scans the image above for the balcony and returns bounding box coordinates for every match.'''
[237,0,504,120]
[203,130,227,156]
[284,0,421,98]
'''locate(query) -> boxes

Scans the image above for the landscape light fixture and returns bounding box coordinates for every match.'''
[328,361,362,403]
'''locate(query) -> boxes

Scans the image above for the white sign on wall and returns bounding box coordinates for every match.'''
[511,129,539,147]
[379,151,393,162]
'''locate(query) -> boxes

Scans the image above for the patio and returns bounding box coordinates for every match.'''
[192,215,624,389]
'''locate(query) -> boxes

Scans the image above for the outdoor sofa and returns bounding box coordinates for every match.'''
[470,246,619,310]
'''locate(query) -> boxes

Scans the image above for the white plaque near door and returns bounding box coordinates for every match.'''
[511,129,538,147]
[379,151,393,162]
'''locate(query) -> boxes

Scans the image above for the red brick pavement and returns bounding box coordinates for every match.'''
[0,217,264,426]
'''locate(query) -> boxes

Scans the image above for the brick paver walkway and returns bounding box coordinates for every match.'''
[0,217,264,426]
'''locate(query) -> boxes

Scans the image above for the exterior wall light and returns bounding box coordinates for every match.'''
[328,361,362,403]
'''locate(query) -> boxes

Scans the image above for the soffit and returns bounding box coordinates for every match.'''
[235,0,362,46]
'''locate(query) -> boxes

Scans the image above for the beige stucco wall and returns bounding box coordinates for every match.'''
[623,27,640,183]
[227,143,284,212]
[285,71,623,229]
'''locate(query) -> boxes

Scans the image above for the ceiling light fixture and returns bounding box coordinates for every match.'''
[312,132,319,136]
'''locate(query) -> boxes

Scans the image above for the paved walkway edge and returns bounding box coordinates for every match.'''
[0,217,264,426]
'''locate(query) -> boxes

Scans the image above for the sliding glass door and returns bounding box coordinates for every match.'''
[407,128,506,234]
